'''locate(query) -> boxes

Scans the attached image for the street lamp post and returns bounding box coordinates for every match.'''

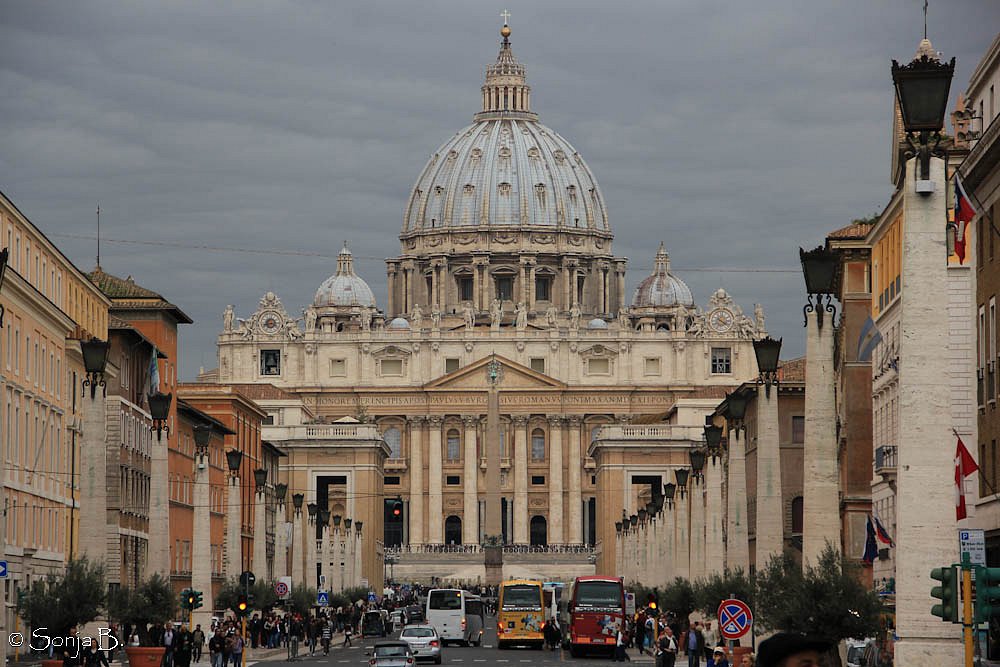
[225,449,244,579]
[80,338,110,399]
[148,392,173,440]
[753,335,784,567]
[191,423,214,630]
[291,493,305,587]
[252,468,268,581]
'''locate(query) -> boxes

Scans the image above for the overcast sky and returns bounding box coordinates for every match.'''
[1,1,997,380]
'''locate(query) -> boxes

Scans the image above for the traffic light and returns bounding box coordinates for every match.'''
[646,592,659,615]
[191,589,204,610]
[930,566,959,623]
[180,588,192,611]
[392,499,403,518]
[976,567,1000,623]
[235,594,249,617]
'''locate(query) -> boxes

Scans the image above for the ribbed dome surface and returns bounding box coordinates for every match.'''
[403,119,608,232]
[313,244,376,308]
[632,243,694,308]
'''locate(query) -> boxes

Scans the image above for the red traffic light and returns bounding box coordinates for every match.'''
[391,499,403,517]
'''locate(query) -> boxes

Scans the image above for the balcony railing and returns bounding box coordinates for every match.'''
[980,368,986,407]
[875,445,897,476]
[990,362,997,403]
[383,543,596,556]
[594,424,705,443]
[263,423,383,441]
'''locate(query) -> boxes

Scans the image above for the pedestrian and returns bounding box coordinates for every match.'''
[707,647,729,667]
[614,625,631,662]
[208,629,225,667]
[174,627,193,667]
[229,632,244,667]
[684,621,704,667]
[657,627,678,667]
[756,634,828,667]
[322,620,332,654]
[162,624,176,667]
[83,638,110,667]
[635,613,647,654]
[288,616,302,661]
[645,614,656,653]
[192,625,205,664]
[738,653,755,667]
[341,619,352,648]
[702,622,718,661]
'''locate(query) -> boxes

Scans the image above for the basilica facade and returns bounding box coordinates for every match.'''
[210,24,764,587]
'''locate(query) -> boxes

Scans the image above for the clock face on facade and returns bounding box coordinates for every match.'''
[260,310,283,335]
[708,308,734,333]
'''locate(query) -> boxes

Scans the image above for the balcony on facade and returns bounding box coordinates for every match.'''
[875,445,898,483]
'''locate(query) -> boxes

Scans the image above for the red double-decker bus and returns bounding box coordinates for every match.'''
[567,576,625,657]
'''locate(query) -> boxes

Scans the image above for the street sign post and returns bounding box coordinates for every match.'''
[625,592,636,617]
[274,581,290,599]
[0,561,9,578]
[960,529,986,566]
[239,570,256,589]
[718,599,753,640]
[317,591,329,607]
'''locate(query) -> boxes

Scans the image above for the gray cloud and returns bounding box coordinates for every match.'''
[1,0,996,379]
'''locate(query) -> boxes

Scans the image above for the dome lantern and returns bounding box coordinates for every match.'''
[632,242,694,309]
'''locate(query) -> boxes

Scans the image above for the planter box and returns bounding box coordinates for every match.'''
[125,646,166,667]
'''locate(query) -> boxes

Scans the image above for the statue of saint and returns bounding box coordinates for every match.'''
[545,304,558,329]
[618,307,630,330]
[490,299,503,330]
[412,304,423,329]
[463,302,476,331]
[303,306,317,333]
[360,306,373,332]
[569,303,582,331]
[223,305,235,332]
[285,318,303,340]
[515,302,528,330]
[431,307,441,330]
[755,303,766,333]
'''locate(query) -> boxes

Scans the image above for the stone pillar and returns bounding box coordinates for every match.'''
[253,485,267,579]
[428,417,444,544]
[307,517,317,589]
[688,480,704,582]
[616,264,627,313]
[519,261,528,306]
[513,416,529,544]
[275,506,287,579]
[528,262,537,309]
[755,387,783,566]
[79,394,108,567]
[438,257,449,308]
[481,260,492,309]
[548,417,564,545]
[342,526,354,589]
[463,415,480,545]
[408,417,425,545]
[354,529,363,589]
[430,261,439,310]
[704,457,725,576]
[148,433,170,575]
[674,488,690,580]
[472,260,483,311]
[894,155,963,665]
[321,524,332,592]
[292,506,305,589]
[567,417,584,544]
[662,506,675,583]
[726,432,750,571]
[192,453,213,630]
[225,477,242,580]
[387,263,397,317]
[803,309,840,562]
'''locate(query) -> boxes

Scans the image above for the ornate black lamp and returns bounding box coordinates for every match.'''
[355,520,363,535]
[652,495,665,514]
[704,423,724,462]
[319,509,331,527]
[306,502,318,521]
[80,338,110,399]
[663,482,677,508]
[615,521,623,534]
[148,392,172,440]
[675,468,690,498]
[645,501,656,518]
[344,518,353,530]
[629,514,638,528]
[0,247,8,327]
[332,514,342,528]
[253,468,268,493]
[753,336,783,397]
[638,508,647,524]
[724,391,748,441]
[689,448,707,483]
[193,424,212,457]
[292,493,305,514]
[800,245,838,328]
[274,483,288,506]
[225,449,243,478]
[891,45,955,183]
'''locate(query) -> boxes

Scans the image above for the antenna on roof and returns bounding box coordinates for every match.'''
[96,204,101,268]
[924,0,928,39]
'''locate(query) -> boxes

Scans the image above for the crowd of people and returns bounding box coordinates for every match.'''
[611,610,751,667]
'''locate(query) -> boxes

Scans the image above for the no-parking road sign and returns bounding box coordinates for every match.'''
[717,599,753,640]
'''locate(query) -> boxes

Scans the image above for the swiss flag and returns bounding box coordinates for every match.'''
[956,436,980,521]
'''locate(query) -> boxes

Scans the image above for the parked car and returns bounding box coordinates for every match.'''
[399,624,443,664]
[407,605,425,623]
[367,641,415,667]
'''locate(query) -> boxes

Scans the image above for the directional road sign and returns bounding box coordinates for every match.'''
[317,591,330,607]
[0,561,8,578]
[718,599,753,640]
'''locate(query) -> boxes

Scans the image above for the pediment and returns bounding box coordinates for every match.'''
[424,355,566,390]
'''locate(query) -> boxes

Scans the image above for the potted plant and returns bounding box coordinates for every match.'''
[17,558,106,667]
[108,574,177,667]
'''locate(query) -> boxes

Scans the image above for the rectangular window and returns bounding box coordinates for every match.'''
[711,347,732,374]
[587,358,610,375]
[445,358,460,374]
[791,416,805,444]
[446,475,461,486]
[644,357,661,375]
[330,358,346,376]
[458,277,474,302]
[529,357,545,374]
[531,475,546,485]
[495,276,513,302]
[385,476,401,486]
[577,275,586,304]
[535,276,552,302]
[260,349,280,376]
[446,430,461,460]
[380,359,403,376]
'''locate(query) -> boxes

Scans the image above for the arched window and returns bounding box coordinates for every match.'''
[791,496,804,535]
[383,427,402,459]
[531,428,546,461]
[530,516,547,547]
[445,516,462,545]
[447,429,461,461]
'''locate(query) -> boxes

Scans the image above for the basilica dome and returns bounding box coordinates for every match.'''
[314,243,376,308]
[402,26,608,233]
[632,243,694,308]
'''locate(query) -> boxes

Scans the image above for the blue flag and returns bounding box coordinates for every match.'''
[857,316,883,362]
[148,346,160,396]
[861,515,878,564]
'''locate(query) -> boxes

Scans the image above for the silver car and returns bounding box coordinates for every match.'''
[399,624,443,664]
[368,641,415,667]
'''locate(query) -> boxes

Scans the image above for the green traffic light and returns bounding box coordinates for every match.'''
[930,566,959,623]
[975,566,1000,623]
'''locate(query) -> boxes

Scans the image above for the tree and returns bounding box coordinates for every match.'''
[249,580,278,611]
[693,568,754,618]
[18,558,106,653]
[288,586,318,616]
[214,579,243,615]
[660,577,695,623]
[755,544,883,667]
[107,574,177,647]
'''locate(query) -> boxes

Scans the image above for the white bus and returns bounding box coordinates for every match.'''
[425,588,473,645]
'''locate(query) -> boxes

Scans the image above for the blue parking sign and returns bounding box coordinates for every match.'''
[317,591,329,607]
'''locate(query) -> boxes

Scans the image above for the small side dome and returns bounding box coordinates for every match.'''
[589,318,609,329]
[313,242,377,308]
[632,242,694,308]
[387,317,410,330]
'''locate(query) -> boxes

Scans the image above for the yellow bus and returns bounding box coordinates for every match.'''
[497,579,545,649]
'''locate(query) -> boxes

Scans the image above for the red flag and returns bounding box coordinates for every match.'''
[953,174,979,264]
[956,436,980,521]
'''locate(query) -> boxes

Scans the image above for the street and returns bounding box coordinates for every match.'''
[252,623,653,667]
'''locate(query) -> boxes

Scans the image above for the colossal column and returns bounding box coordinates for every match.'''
[513,416,529,544]
[755,387,784,566]
[547,417,564,545]
[192,450,213,630]
[463,415,480,545]
[225,473,242,580]
[726,433,750,571]
[704,457,725,576]
[408,417,425,545]
[427,417,444,544]
[674,485,690,580]
[291,497,305,589]
[253,479,268,580]
[567,417,584,544]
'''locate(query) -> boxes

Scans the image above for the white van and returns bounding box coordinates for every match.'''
[425,588,471,645]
